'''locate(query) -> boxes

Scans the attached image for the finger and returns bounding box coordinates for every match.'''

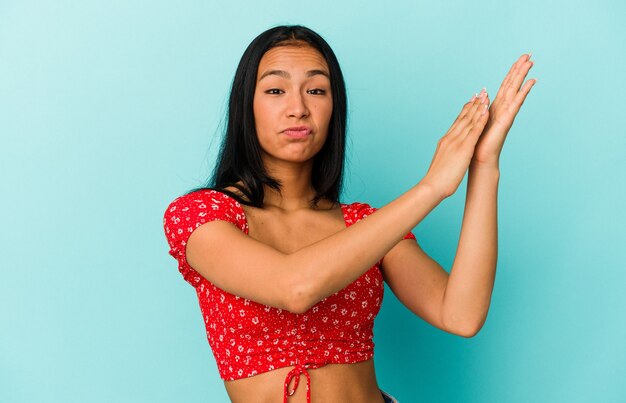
[460,93,479,117]
[465,97,490,140]
[509,58,534,94]
[458,89,486,120]
[450,91,483,133]
[459,92,489,138]
[466,111,489,140]
[505,54,530,88]
[513,78,537,108]
[456,92,486,133]
[496,54,530,100]
[481,93,491,115]
[495,57,522,100]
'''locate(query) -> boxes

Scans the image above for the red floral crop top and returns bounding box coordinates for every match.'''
[163,189,416,402]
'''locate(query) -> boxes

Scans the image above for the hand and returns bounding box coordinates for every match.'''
[422,90,491,199]
[472,54,537,167]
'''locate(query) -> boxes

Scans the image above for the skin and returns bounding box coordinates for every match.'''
[186,45,536,402]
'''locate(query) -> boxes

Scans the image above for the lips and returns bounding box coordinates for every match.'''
[282,126,312,138]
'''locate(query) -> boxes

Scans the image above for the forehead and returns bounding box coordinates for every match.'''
[257,45,329,76]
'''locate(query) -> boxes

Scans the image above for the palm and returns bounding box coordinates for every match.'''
[473,54,536,166]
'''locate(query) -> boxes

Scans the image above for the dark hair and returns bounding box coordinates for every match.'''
[196,25,347,208]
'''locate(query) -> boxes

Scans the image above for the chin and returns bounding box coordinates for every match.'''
[271,147,324,162]
[284,155,317,163]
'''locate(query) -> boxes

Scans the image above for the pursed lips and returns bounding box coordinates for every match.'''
[282,126,312,138]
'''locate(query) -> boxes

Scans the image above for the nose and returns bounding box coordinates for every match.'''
[286,91,309,119]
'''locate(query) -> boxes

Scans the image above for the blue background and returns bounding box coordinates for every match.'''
[1,1,624,402]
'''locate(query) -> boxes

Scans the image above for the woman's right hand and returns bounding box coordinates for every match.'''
[422,90,491,198]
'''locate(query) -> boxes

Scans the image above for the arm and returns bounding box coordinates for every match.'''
[442,161,499,336]
[380,54,536,337]
[184,96,491,314]
[444,53,536,333]
[187,181,443,314]
[381,163,498,338]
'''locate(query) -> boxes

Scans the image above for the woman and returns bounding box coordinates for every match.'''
[163,25,535,403]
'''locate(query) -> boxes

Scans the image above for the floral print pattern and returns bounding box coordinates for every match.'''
[163,189,415,401]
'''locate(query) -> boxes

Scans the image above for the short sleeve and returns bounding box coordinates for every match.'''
[163,189,245,286]
[355,202,416,241]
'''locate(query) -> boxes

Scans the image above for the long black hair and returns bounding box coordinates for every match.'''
[196,25,347,208]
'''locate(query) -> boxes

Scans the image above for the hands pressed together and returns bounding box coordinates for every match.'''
[423,53,536,198]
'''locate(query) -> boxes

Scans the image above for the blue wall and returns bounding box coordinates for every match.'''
[1,1,624,402]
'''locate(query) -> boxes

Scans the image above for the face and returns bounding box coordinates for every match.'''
[253,44,333,167]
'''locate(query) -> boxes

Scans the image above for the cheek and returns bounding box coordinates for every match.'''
[317,101,333,130]
[310,95,333,117]
[253,102,276,151]
[253,99,273,132]
[314,103,333,147]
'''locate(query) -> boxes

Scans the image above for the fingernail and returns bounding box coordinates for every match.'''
[481,105,488,115]
[479,89,487,100]
[528,52,533,60]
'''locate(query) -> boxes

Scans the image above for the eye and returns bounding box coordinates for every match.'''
[307,88,327,95]
[265,88,284,95]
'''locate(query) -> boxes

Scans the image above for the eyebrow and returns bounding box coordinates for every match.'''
[258,69,330,81]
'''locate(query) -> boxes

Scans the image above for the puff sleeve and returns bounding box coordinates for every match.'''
[163,189,246,287]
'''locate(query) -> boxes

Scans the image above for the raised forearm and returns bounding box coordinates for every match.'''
[286,181,444,313]
[442,161,500,336]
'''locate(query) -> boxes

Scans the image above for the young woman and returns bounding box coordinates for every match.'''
[163,25,535,403]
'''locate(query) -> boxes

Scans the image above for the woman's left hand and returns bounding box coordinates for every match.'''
[472,54,537,167]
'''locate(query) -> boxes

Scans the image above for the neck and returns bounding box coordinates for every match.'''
[262,157,319,211]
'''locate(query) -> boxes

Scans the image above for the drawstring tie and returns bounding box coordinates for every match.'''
[283,362,323,403]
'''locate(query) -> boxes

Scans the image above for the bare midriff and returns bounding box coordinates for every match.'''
[224,359,386,403]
